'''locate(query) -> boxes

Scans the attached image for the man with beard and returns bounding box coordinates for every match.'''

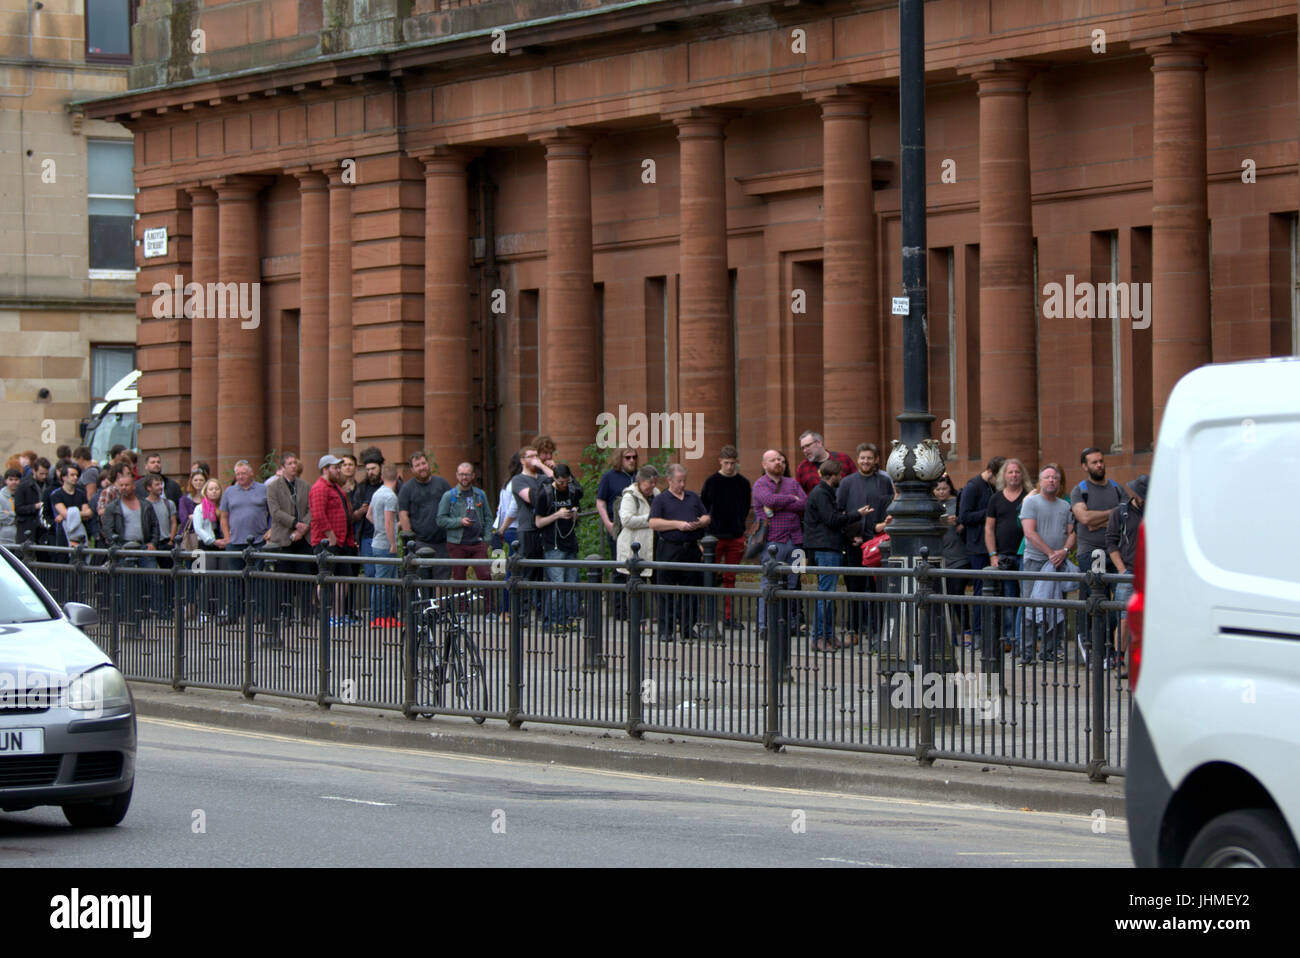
[134,452,183,507]
[352,447,386,579]
[1071,447,1129,660]
[398,452,453,582]
[14,457,52,544]
[835,443,895,647]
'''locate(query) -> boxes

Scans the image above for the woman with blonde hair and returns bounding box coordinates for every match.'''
[985,458,1033,655]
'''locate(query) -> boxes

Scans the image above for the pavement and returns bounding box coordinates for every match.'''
[127,680,1127,818]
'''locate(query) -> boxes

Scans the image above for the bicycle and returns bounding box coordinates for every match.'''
[412,588,489,724]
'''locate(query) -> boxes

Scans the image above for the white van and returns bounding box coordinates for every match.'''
[80,369,140,465]
[1126,357,1300,867]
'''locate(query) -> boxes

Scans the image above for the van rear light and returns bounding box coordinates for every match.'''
[1128,523,1145,690]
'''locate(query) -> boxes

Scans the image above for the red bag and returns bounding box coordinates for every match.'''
[861,533,890,568]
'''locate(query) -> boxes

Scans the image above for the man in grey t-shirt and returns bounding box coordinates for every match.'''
[1069,448,1128,572]
[1019,465,1077,663]
[1021,466,1075,566]
[367,463,401,621]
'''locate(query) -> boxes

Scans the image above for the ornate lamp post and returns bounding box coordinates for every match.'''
[882,0,954,683]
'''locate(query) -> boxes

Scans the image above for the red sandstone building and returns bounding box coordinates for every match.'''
[84,0,1300,489]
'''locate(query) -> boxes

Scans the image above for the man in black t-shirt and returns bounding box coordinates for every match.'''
[538,464,583,628]
[700,445,750,628]
[397,452,453,582]
[510,446,554,620]
[649,463,710,639]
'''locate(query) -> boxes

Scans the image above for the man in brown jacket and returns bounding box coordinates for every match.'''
[266,452,312,556]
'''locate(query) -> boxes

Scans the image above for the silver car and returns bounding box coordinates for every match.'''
[0,545,136,827]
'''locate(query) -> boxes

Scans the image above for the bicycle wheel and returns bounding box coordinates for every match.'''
[413,624,444,717]
[450,632,489,724]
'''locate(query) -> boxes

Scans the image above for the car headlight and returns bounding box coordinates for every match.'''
[66,666,131,712]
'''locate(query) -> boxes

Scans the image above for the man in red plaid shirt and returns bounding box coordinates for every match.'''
[795,431,856,496]
[310,455,356,551]
[310,454,358,625]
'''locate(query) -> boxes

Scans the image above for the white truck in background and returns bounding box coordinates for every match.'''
[79,369,140,465]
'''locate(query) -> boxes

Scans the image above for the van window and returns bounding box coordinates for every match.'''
[1189,416,1300,583]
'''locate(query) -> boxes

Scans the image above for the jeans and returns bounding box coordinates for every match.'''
[359,538,375,578]
[224,544,270,622]
[139,554,171,616]
[814,550,842,641]
[1020,557,1062,659]
[967,551,990,639]
[996,555,1023,651]
[543,548,580,624]
[757,540,801,631]
[370,553,398,618]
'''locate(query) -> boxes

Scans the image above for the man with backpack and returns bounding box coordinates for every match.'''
[1106,474,1146,678]
[1071,447,1129,661]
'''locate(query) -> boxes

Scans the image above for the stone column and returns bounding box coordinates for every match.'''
[671,108,734,457]
[532,129,600,459]
[295,170,330,469]
[214,177,266,477]
[968,63,1038,468]
[327,170,354,457]
[1145,37,1212,433]
[419,148,474,472]
[816,89,880,450]
[188,186,219,468]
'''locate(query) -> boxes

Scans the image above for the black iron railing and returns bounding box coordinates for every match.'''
[15,539,1132,780]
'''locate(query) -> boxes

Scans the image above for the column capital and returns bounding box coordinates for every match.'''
[528,127,595,154]
[1134,32,1224,69]
[287,167,329,190]
[186,184,217,205]
[959,59,1038,94]
[806,84,891,113]
[414,145,478,174]
[663,106,739,133]
[213,175,273,200]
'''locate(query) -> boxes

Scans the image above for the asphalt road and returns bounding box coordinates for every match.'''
[0,717,1131,867]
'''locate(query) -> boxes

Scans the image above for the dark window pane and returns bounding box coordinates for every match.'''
[89,215,135,270]
[86,0,131,57]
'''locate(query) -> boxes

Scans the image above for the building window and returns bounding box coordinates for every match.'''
[85,0,134,63]
[87,140,135,274]
[90,345,135,401]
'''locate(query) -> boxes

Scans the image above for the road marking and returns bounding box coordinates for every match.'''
[1011,859,1086,863]
[817,857,900,868]
[140,717,1124,823]
[321,796,396,807]
[956,851,1020,855]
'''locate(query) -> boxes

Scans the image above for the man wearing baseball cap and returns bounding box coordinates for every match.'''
[310,454,358,625]
[1106,474,1148,677]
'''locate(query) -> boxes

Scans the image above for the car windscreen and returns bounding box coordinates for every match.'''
[0,551,57,623]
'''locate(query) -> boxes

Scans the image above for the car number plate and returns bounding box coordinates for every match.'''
[0,729,44,754]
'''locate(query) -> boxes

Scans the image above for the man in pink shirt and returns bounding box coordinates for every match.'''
[751,449,806,644]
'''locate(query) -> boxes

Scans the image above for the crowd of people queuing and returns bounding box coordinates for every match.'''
[0,432,1145,667]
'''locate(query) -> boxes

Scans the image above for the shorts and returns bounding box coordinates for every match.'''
[1114,581,1134,620]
